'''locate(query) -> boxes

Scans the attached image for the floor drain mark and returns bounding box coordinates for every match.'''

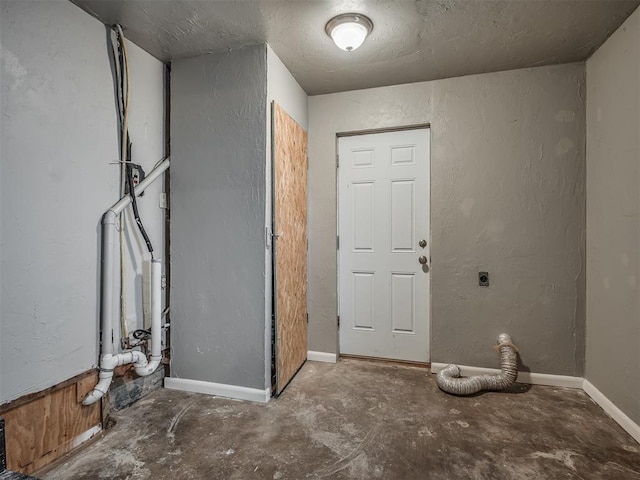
[167,401,195,444]
[309,424,381,478]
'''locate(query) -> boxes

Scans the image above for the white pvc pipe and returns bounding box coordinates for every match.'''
[134,259,162,377]
[111,159,170,216]
[101,213,117,356]
[83,159,169,406]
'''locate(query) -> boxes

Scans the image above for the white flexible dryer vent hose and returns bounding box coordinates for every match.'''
[436,333,518,396]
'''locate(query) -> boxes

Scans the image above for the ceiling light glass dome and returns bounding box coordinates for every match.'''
[325,13,373,52]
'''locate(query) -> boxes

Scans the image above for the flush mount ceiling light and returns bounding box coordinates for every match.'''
[325,13,373,52]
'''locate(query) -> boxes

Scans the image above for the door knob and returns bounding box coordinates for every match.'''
[419,255,428,265]
[419,239,427,248]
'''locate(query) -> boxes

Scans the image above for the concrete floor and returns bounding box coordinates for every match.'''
[41,359,639,479]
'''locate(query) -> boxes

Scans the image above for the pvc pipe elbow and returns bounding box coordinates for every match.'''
[102,209,117,225]
[82,390,103,406]
[134,356,161,377]
[129,350,147,367]
[82,370,114,406]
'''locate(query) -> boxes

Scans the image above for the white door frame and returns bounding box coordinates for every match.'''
[336,124,431,363]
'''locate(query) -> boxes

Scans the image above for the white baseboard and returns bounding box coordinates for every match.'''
[583,379,640,444]
[430,363,584,389]
[164,377,271,403]
[307,351,337,363]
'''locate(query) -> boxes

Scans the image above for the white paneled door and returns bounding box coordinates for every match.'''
[338,128,430,362]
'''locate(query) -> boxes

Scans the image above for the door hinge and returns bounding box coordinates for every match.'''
[306,313,309,324]
[336,155,339,168]
[337,315,340,328]
[337,236,339,250]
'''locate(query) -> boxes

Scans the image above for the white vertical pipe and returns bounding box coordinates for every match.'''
[134,258,162,377]
[133,259,162,376]
[83,159,169,406]
[150,259,162,358]
[101,212,117,356]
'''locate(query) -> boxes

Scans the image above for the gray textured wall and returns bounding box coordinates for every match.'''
[586,8,639,424]
[308,63,586,376]
[0,0,165,403]
[170,45,268,390]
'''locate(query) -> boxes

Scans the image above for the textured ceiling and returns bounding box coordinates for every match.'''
[72,0,639,95]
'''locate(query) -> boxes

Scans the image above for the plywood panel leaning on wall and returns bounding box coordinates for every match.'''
[273,102,309,395]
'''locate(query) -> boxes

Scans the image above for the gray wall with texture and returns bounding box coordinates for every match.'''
[170,45,268,390]
[586,7,640,425]
[0,0,165,403]
[308,63,586,376]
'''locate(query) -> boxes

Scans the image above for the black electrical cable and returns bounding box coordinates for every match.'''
[115,26,153,257]
[127,160,154,255]
[133,329,151,340]
[117,33,127,131]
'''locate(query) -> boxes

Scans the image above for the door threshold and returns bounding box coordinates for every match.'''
[339,354,430,369]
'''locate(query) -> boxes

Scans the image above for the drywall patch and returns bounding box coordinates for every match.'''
[460,197,475,217]
[479,219,505,242]
[538,284,557,305]
[621,253,630,268]
[555,110,576,123]
[555,137,575,156]
[0,45,27,90]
